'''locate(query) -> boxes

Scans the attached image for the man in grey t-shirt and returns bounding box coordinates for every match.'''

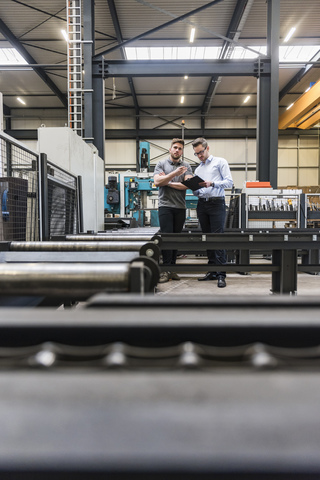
[154,138,192,283]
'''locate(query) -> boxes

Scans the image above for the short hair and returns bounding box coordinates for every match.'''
[192,137,208,149]
[171,138,184,148]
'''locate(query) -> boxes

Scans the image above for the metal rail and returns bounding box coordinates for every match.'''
[158,232,320,294]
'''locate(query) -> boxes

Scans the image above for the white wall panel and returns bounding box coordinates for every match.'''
[299,149,319,167]
[278,137,297,148]
[106,116,136,129]
[105,139,136,169]
[298,168,319,186]
[278,148,297,167]
[278,168,297,187]
[206,117,248,128]
[299,136,320,147]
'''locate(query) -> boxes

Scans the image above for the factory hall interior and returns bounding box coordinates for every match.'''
[1,0,320,478]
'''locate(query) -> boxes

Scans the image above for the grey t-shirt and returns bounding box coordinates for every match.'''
[154,158,193,209]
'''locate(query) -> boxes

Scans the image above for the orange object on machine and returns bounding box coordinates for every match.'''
[246,181,272,188]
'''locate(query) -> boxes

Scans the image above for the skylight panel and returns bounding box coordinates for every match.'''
[177,47,191,60]
[124,45,320,63]
[164,47,174,60]
[279,45,320,62]
[150,47,164,60]
[203,46,220,59]
[0,48,28,65]
[125,48,137,60]
[138,47,149,60]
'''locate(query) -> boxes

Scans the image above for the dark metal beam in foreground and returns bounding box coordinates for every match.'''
[2,300,320,478]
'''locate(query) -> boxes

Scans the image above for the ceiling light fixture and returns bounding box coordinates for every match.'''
[243,95,251,104]
[61,29,69,42]
[184,75,189,80]
[180,96,185,104]
[286,103,294,110]
[284,27,296,43]
[189,28,195,43]
[17,97,26,105]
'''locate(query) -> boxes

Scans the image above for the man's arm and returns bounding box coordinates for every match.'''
[168,174,193,190]
[154,165,188,187]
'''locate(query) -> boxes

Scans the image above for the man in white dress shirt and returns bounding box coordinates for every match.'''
[192,137,233,288]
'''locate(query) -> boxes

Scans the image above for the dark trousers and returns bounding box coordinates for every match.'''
[197,198,226,278]
[158,206,186,266]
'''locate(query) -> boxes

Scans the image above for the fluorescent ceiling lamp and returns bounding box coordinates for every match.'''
[243,95,251,104]
[287,103,294,110]
[180,96,185,104]
[284,27,296,43]
[124,45,320,63]
[0,48,28,65]
[61,29,69,42]
[189,28,195,43]
[17,97,26,105]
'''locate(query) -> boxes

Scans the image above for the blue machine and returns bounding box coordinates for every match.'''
[124,175,159,227]
[104,172,199,228]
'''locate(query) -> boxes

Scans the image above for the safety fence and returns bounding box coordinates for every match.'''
[0,131,82,241]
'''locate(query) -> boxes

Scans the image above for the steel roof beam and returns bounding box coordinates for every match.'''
[94,0,224,59]
[94,59,268,77]
[202,0,251,115]
[107,0,139,114]
[0,18,67,108]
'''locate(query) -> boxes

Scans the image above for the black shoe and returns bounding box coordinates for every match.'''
[198,272,217,281]
[217,276,226,288]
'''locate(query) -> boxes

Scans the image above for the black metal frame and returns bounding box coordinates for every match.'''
[157,231,320,294]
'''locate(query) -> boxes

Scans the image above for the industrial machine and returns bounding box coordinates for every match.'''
[105,172,199,228]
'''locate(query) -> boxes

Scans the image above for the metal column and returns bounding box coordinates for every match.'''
[83,0,94,143]
[92,73,105,160]
[39,153,49,241]
[256,0,280,188]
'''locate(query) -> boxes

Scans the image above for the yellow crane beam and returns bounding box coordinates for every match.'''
[294,105,320,129]
[278,79,320,129]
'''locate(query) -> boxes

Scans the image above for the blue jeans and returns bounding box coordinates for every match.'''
[158,206,186,266]
[197,198,226,278]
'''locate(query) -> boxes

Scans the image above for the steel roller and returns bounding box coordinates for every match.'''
[0,263,131,298]
[11,241,149,252]
[64,234,156,242]
[9,241,160,261]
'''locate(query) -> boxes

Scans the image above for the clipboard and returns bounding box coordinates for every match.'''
[182,175,204,190]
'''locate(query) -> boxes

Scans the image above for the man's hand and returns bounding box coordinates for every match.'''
[199,180,213,188]
[175,165,188,176]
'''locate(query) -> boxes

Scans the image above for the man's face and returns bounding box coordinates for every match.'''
[169,142,184,162]
[193,144,209,163]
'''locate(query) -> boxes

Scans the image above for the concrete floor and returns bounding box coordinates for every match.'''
[156,257,320,296]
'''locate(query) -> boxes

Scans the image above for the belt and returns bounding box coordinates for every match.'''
[198,197,224,202]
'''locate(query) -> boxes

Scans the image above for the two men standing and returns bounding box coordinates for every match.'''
[154,137,233,287]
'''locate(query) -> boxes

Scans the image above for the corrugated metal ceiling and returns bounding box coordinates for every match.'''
[0,0,319,119]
